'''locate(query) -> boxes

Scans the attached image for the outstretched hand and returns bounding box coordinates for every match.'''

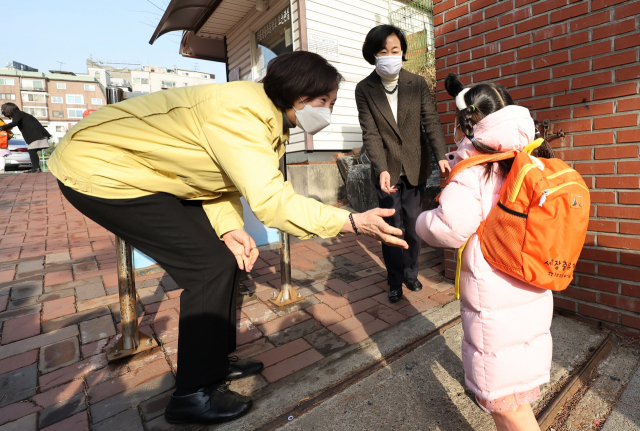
[439,160,451,175]
[222,229,260,271]
[343,209,409,249]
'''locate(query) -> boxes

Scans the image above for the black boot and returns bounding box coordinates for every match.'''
[165,383,252,424]
[226,356,264,381]
[388,286,403,303]
[404,278,423,292]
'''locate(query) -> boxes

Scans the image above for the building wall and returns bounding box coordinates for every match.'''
[433,0,640,336]
[47,79,106,140]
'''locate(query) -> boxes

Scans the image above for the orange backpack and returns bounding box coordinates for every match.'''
[442,139,590,298]
[0,119,12,149]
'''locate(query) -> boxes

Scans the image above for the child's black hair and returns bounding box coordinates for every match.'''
[445,73,554,178]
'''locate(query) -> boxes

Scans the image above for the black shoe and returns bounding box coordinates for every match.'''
[25,168,40,173]
[226,356,264,381]
[165,383,252,424]
[388,286,403,303]
[404,278,423,292]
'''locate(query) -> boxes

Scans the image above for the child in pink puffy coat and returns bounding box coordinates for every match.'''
[416,74,555,431]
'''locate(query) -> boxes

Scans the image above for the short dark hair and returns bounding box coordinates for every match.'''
[1,103,19,118]
[262,51,344,110]
[362,25,408,65]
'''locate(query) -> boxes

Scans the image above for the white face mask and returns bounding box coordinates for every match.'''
[293,98,331,135]
[375,52,403,77]
[454,123,465,146]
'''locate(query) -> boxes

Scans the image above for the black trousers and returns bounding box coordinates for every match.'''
[28,149,39,170]
[59,182,240,390]
[376,176,425,287]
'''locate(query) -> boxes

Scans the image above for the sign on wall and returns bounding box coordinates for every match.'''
[308,34,339,62]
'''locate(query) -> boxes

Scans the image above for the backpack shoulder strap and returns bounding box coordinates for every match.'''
[435,151,518,202]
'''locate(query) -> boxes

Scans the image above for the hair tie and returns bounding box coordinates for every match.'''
[470,137,478,143]
[469,105,476,111]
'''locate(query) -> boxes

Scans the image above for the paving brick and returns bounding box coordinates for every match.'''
[72,261,98,275]
[40,411,88,431]
[42,306,111,333]
[85,362,129,388]
[314,289,350,309]
[43,276,102,294]
[367,304,407,325]
[1,313,40,344]
[90,373,175,424]
[0,325,78,360]
[9,280,43,300]
[241,301,278,324]
[0,270,15,284]
[138,286,168,305]
[261,348,324,383]
[327,312,376,336]
[139,390,172,422]
[251,338,312,367]
[303,328,347,355]
[0,413,38,431]
[38,392,86,430]
[38,289,75,304]
[340,319,390,344]
[153,316,179,343]
[39,338,80,374]
[32,380,85,408]
[89,358,171,403]
[343,285,384,303]
[430,290,456,304]
[236,319,264,345]
[143,298,180,314]
[45,252,71,264]
[229,373,269,397]
[403,285,439,303]
[76,293,119,312]
[0,404,40,427]
[75,282,105,302]
[0,296,7,312]
[44,271,73,287]
[38,353,108,391]
[81,336,117,359]
[350,274,386,289]
[398,297,439,317]
[93,408,143,431]
[257,310,311,336]
[42,296,76,321]
[268,319,323,347]
[323,278,357,295]
[79,315,116,344]
[0,350,38,375]
[16,259,43,276]
[304,303,344,326]
[0,364,38,407]
[335,298,379,319]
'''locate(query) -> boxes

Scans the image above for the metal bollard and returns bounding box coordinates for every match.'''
[270,151,304,307]
[105,87,158,362]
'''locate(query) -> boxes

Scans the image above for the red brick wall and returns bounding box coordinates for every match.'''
[434,0,640,336]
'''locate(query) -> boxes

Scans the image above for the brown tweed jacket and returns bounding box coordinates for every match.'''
[355,69,447,187]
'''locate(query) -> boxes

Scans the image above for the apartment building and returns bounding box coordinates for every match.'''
[0,69,105,143]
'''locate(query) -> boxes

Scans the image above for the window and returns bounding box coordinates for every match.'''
[84,84,95,91]
[56,126,65,132]
[66,95,84,104]
[0,94,15,100]
[161,81,176,88]
[51,96,63,103]
[254,6,293,80]
[22,79,44,90]
[91,98,103,105]
[184,83,189,86]
[94,72,100,80]
[22,93,46,102]
[201,74,210,79]
[0,78,15,85]
[57,83,66,89]
[133,78,150,84]
[23,107,48,117]
[53,111,63,118]
[68,109,84,118]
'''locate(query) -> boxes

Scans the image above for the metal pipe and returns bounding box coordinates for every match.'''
[115,237,140,350]
[279,153,292,302]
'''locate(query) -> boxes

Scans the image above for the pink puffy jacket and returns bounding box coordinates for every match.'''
[416,105,553,401]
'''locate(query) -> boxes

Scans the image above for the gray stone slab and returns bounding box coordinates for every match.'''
[304,328,347,356]
[79,315,116,344]
[45,252,70,264]
[140,390,173,422]
[7,296,39,310]
[10,280,43,300]
[15,259,43,276]
[38,392,86,429]
[160,276,179,291]
[0,363,37,407]
[41,306,110,333]
[297,282,329,298]
[268,319,323,347]
[0,276,42,295]
[43,276,102,293]
[39,337,80,374]
[93,408,144,431]
[90,373,175,423]
[602,357,640,431]
[0,325,78,360]
[0,413,37,431]
[75,282,105,302]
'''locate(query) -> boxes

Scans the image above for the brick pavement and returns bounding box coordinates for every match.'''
[0,173,454,430]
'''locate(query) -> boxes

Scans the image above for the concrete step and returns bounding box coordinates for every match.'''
[271,315,609,431]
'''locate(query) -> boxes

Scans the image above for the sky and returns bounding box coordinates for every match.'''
[5,0,227,82]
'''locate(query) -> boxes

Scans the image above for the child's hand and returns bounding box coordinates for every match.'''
[439,160,451,174]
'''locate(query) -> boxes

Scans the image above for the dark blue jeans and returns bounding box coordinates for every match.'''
[376,176,425,288]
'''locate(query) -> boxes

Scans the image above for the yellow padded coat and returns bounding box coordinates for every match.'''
[49,81,349,239]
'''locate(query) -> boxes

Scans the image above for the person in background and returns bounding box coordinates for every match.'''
[355,24,450,304]
[0,103,51,173]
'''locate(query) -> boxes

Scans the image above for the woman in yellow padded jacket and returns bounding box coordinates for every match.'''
[49,51,407,426]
